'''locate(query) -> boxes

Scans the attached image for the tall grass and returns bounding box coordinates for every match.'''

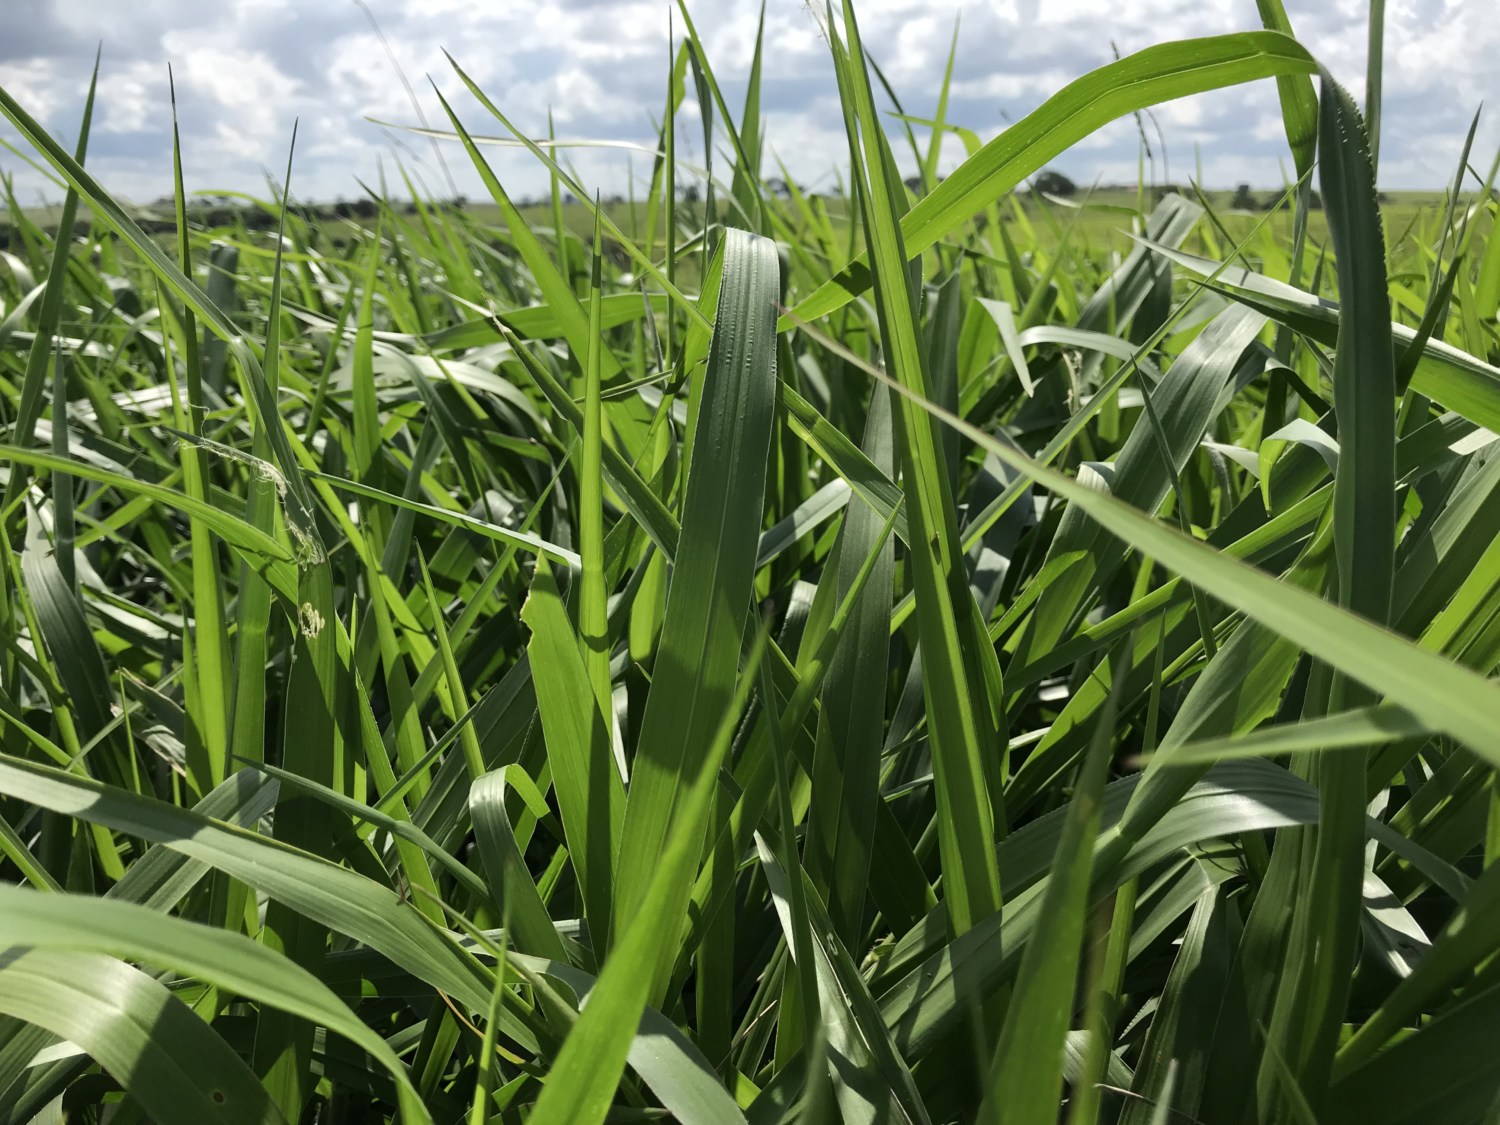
[1,2,1499,1123]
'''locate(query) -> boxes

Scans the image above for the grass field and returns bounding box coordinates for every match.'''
[1,1,1499,1124]
[511,187,1454,259]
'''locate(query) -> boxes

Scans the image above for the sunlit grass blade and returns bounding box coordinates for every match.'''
[0,887,432,1124]
[0,752,509,1021]
[0,949,287,1125]
[613,228,779,975]
[469,766,570,962]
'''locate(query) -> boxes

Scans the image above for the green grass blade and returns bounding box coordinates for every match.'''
[522,558,623,956]
[979,645,1121,1125]
[0,752,507,1020]
[805,384,896,943]
[0,887,431,1124]
[1253,0,1319,180]
[168,72,231,791]
[851,333,1500,764]
[580,209,613,727]
[0,445,293,564]
[786,32,1317,325]
[833,0,1004,937]
[524,638,763,1125]
[1,50,98,517]
[470,766,570,962]
[1130,238,1500,431]
[309,471,578,566]
[0,949,287,1125]
[613,229,779,970]
[1262,70,1397,1109]
[1147,702,1428,765]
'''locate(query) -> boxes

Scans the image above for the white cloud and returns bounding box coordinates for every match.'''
[0,59,61,123]
[0,0,1494,207]
[94,61,165,136]
[163,40,299,146]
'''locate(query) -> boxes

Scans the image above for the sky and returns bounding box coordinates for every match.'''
[0,0,1495,209]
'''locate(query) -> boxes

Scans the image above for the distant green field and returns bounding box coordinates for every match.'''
[13,188,1452,265]
[488,188,1454,259]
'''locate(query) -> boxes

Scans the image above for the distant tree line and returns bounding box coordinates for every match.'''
[6,174,1468,252]
[0,188,679,251]
[0,195,426,250]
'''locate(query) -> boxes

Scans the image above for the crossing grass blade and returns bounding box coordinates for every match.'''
[0,446,293,563]
[979,645,1121,1125]
[434,88,622,381]
[524,636,763,1125]
[0,949,287,1125]
[786,31,1317,325]
[0,887,432,1124]
[1254,0,1318,183]
[228,129,298,806]
[0,752,510,1019]
[469,766,570,962]
[864,354,1500,758]
[0,79,323,527]
[168,75,231,791]
[1,50,97,519]
[1128,237,1500,431]
[1145,702,1429,764]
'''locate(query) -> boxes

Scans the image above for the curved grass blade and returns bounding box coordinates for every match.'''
[470,766,570,963]
[786,31,1317,326]
[0,445,292,562]
[1261,70,1396,1109]
[0,753,508,1027]
[979,646,1122,1125]
[1144,703,1428,765]
[0,949,286,1125]
[0,887,431,1124]
[1,51,98,517]
[1253,0,1318,181]
[1132,238,1500,431]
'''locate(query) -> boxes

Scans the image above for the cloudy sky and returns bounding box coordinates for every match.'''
[0,0,1494,208]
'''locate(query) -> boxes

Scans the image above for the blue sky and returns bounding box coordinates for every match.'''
[0,0,1494,207]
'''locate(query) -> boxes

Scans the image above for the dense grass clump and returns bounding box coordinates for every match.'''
[1,2,1499,1123]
